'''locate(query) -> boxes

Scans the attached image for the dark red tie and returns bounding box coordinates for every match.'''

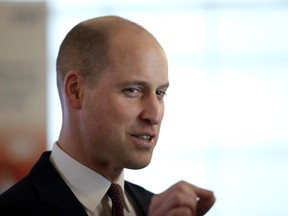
[108,183,124,216]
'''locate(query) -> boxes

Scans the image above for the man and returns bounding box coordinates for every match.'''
[0,16,215,215]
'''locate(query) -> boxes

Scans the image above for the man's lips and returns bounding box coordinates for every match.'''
[132,134,153,141]
[130,132,156,141]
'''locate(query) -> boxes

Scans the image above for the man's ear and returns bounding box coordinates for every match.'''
[64,71,85,109]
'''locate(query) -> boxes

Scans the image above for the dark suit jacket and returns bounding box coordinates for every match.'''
[0,152,154,215]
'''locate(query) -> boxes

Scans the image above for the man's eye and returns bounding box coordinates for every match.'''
[156,90,166,99]
[123,88,142,97]
[124,88,140,93]
[126,88,138,93]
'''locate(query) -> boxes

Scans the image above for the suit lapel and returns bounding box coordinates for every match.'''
[125,181,154,216]
[29,152,88,216]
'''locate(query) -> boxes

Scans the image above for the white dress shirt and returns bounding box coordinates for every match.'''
[49,143,137,216]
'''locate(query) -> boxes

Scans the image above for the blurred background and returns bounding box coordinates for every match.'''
[0,0,288,215]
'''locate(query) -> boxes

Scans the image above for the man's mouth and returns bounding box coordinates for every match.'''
[130,131,157,149]
[132,133,155,141]
[139,134,151,141]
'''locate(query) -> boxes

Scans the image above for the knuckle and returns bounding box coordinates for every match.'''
[173,181,189,192]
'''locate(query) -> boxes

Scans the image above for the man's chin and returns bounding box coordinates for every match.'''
[126,156,152,170]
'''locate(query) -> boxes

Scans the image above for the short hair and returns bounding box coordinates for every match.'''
[56,16,148,102]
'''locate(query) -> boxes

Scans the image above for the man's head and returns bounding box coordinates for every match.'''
[56,16,169,181]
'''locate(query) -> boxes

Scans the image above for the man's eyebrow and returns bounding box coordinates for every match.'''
[159,82,170,89]
[119,81,170,89]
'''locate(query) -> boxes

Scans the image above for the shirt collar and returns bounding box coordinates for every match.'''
[49,142,131,212]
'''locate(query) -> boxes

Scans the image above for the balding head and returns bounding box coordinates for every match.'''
[56,16,159,103]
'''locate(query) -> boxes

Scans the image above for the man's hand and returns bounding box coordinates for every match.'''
[148,181,215,216]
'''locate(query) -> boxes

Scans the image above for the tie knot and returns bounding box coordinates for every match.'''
[108,183,124,216]
[108,183,123,198]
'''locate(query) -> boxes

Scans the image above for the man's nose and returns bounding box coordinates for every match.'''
[139,94,163,126]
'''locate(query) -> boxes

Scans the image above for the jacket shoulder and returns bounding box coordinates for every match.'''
[0,174,55,215]
[0,151,87,216]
